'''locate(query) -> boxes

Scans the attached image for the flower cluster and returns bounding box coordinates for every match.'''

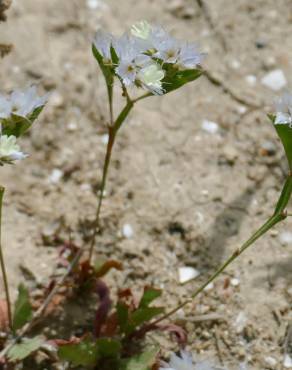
[274,92,292,126]
[0,86,48,165]
[0,86,48,121]
[93,21,204,96]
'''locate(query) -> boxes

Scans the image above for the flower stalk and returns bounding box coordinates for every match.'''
[88,100,134,262]
[0,186,12,330]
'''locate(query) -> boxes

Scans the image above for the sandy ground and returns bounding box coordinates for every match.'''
[0,0,292,369]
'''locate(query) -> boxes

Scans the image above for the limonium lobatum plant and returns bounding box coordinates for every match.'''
[90,20,204,260]
[0,86,48,331]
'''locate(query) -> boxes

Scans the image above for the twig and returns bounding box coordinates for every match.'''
[0,248,83,360]
[214,325,224,366]
[204,70,262,109]
[195,0,228,52]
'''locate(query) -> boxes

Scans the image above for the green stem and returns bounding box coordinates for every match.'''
[150,175,292,326]
[0,187,12,330]
[88,102,134,262]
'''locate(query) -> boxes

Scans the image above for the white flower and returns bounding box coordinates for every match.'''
[131,20,152,40]
[177,42,204,69]
[114,34,152,86]
[160,351,222,370]
[274,92,292,126]
[0,96,11,119]
[93,29,113,62]
[0,86,48,120]
[137,63,165,95]
[153,35,181,64]
[0,135,27,165]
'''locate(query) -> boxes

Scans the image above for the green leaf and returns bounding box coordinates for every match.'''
[92,43,114,114]
[1,115,31,138]
[8,337,44,361]
[122,307,164,335]
[13,284,32,332]
[114,101,134,132]
[1,106,45,138]
[162,68,203,94]
[273,175,292,215]
[58,337,99,367]
[139,287,162,308]
[269,114,292,171]
[116,302,129,333]
[121,347,159,370]
[96,338,121,358]
[130,307,164,329]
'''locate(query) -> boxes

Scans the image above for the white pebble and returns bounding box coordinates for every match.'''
[245,75,257,86]
[231,278,240,287]
[261,69,287,91]
[101,134,109,145]
[86,0,100,9]
[122,224,134,238]
[50,91,64,108]
[234,311,247,333]
[178,266,200,284]
[202,119,219,134]
[279,231,292,245]
[284,354,292,368]
[237,105,247,115]
[264,356,277,367]
[48,169,63,184]
[67,121,78,131]
[229,59,241,70]
[204,282,214,291]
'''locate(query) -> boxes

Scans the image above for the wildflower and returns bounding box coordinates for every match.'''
[153,35,181,64]
[114,34,152,86]
[0,135,27,165]
[93,29,113,62]
[177,42,204,70]
[137,63,165,95]
[131,20,152,40]
[0,86,48,120]
[274,92,292,126]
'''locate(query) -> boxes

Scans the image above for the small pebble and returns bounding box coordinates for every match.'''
[255,40,267,49]
[284,354,292,368]
[202,119,219,134]
[261,69,287,91]
[279,231,292,245]
[67,121,78,131]
[237,105,247,115]
[48,169,63,184]
[101,134,109,145]
[122,224,134,238]
[260,140,276,156]
[245,75,257,86]
[264,356,277,367]
[50,91,64,108]
[222,145,238,164]
[231,278,240,287]
[178,266,200,284]
[204,282,214,291]
[86,0,100,9]
[234,311,247,333]
[229,59,241,70]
